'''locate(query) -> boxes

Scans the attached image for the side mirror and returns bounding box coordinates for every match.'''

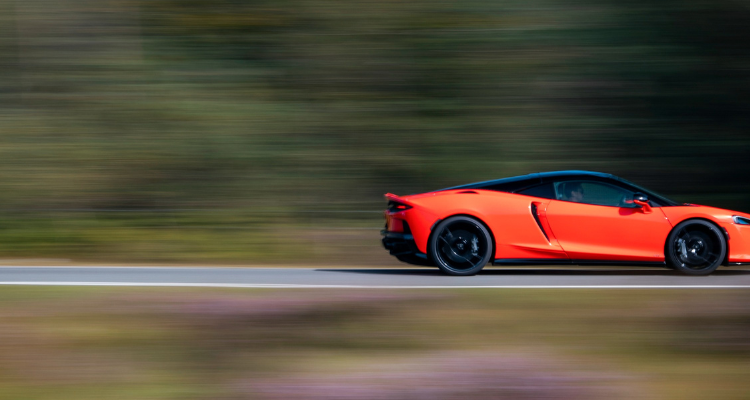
[633,193,652,213]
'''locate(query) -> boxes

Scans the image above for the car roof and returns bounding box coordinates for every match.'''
[434,170,681,206]
[438,170,617,191]
[538,170,615,180]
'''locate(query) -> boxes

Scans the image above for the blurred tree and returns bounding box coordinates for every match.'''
[0,0,748,211]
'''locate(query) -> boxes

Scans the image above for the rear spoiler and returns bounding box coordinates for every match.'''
[384,193,414,206]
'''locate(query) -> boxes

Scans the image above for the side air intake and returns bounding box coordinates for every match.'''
[530,202,549,242]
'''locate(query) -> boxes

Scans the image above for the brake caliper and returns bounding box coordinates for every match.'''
[677,238,689,262]
[471,236,479,257]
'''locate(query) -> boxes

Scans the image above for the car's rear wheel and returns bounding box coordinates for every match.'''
[429,216,493,276]
[666,220,726,276]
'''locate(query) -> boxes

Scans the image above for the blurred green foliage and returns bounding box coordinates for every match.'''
[0,0,749,261]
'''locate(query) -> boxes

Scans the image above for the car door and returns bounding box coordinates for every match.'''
[544,180,673,262]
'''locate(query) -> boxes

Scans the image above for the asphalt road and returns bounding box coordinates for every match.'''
[1,266,750,288]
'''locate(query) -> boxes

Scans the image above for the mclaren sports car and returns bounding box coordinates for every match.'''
[381,171,750,276]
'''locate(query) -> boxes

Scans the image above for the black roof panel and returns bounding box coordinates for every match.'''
[437,170,614,192]
[433,170,680,206]
[537,170,615,180]
[437,173,541,192]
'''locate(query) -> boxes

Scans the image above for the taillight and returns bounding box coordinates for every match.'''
[387,218,411,233]
[387,200,412,212]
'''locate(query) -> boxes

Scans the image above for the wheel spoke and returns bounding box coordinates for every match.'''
[445,246,472,264]
[468,254,482,264]
[692,252,717,264]
[452,252,473,264]
[443,228,454,242]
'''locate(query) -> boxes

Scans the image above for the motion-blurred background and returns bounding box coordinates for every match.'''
[3,3,750,399]
[1,0,749,264]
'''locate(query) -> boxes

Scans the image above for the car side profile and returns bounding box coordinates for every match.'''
[381,171,750,276]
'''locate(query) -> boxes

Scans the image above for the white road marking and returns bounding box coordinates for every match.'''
[0,282,749,289]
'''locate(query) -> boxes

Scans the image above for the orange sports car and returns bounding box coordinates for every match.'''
[381,171,750,276]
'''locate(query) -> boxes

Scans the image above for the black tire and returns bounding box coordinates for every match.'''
[429,216,493,276]
[665,219,726,276]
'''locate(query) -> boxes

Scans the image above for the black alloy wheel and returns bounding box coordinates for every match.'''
[666,220,726,276]
[429,216,493,276]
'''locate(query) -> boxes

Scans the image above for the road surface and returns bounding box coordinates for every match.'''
[1,266,750,288]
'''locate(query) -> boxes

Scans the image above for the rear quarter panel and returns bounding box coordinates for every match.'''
[404,190,566,259]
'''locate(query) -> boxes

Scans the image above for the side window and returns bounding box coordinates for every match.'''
[554,181,636,207]
[517,183,555,199]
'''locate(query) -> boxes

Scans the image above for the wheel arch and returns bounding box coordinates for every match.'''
[664,217,730,266]
[427,213,497,261]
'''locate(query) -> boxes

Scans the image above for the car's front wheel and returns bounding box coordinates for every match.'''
[429,216,493,276]
[666,220,726,276]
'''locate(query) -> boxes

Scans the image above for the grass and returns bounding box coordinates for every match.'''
[0,212,388,265]
[0,287,749,399]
